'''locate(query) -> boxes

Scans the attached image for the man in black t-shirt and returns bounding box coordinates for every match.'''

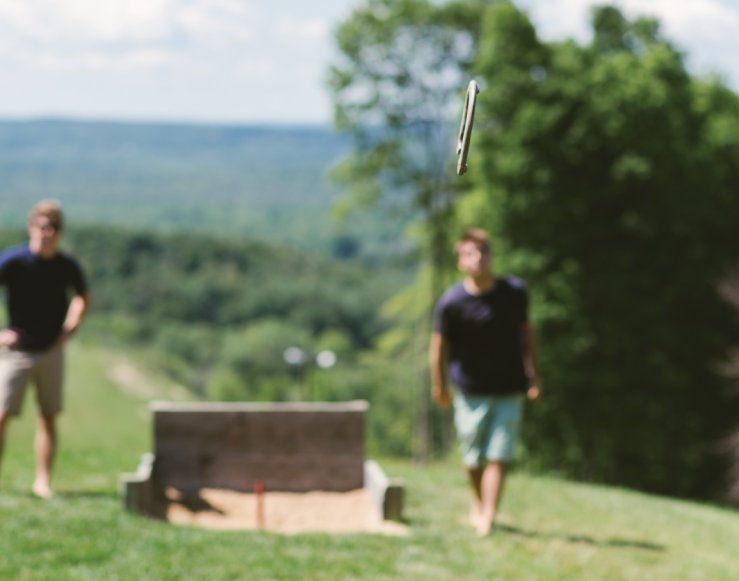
[0,200,90,499]
[431,228,541,536]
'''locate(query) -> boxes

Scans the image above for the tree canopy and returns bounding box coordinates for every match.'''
[330,0,739,500]
[472,2,739,499]
[329,0,495,458]
[329,0,492,279]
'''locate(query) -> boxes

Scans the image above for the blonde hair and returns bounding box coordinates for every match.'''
[29,199,64,231]
[455,228,491,254]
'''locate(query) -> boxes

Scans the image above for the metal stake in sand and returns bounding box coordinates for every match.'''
[254,479,265,530]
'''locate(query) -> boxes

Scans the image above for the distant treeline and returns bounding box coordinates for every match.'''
[0,119,409,259]
[0,225,418,454]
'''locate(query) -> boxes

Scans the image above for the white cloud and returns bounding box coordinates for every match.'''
[276,17,330,43]
[0,0,175,43]
[0,0,352,122]
[177,0,261,51]
[0,0,262,68]
[0,0,736,123]
[618,0,739,40]
[517,0,594,41]
[521,0,739,40]
[630,0,739,85]
[520,0,739,89]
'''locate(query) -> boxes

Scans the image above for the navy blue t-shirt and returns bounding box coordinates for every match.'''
[434,276,529,396]
[0,244,88,351]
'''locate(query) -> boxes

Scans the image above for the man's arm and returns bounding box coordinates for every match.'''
[58,291,91,345]
[521,321,542,400]
[430,331,452,408]
[0,253,20,348]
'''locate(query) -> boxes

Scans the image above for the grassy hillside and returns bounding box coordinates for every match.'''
[0,119,409,257]
[0,344,737,580]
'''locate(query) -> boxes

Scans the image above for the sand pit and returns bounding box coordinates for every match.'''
[163,487,408,535]
[121,402,406,534]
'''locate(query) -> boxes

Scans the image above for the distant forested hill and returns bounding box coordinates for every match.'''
[0,224,412,407]
[0,119,408,259]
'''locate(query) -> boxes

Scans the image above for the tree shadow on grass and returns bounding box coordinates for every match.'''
[54,490,119,500]
[496,523,666,552]
[7,488,117,502]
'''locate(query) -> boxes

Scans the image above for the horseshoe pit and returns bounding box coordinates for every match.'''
[120,401,405,534]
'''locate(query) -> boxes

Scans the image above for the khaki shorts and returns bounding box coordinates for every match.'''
[0,345,65,416]
[454,392,524,467]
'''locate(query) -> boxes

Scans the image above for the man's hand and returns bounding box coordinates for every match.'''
[58,292,90,347]
[430,332,452,408]
[0,328,21,349]
[55,328,74,347]
[527,379,542,401]
[432,383,452,408]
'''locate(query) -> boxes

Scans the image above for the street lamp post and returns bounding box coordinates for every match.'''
[283,347,337,400]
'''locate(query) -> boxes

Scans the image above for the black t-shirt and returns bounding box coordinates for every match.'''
[0,244,88,351]
[434,277,528,396]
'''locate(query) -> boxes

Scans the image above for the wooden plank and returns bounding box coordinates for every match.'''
[150,402,367,492]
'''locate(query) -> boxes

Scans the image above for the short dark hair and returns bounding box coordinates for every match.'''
[455,228,491,254]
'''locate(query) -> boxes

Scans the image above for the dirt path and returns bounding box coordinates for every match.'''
[107,356,191,401]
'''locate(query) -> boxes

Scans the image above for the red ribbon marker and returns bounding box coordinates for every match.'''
[254,479,265,530]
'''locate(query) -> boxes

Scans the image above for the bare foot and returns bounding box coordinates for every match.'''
[32,481,53,499]
[475,508,496,537]
[475,518,493,537]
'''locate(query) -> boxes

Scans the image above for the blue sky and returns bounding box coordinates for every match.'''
[1,0,737,125]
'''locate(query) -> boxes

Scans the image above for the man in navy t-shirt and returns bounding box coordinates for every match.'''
[0,200,90,499]
[431,228,541,536]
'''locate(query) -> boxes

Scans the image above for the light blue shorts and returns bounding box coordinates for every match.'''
[454,392,525,467]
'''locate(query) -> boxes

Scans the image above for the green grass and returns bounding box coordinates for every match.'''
[1,344,738,580]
